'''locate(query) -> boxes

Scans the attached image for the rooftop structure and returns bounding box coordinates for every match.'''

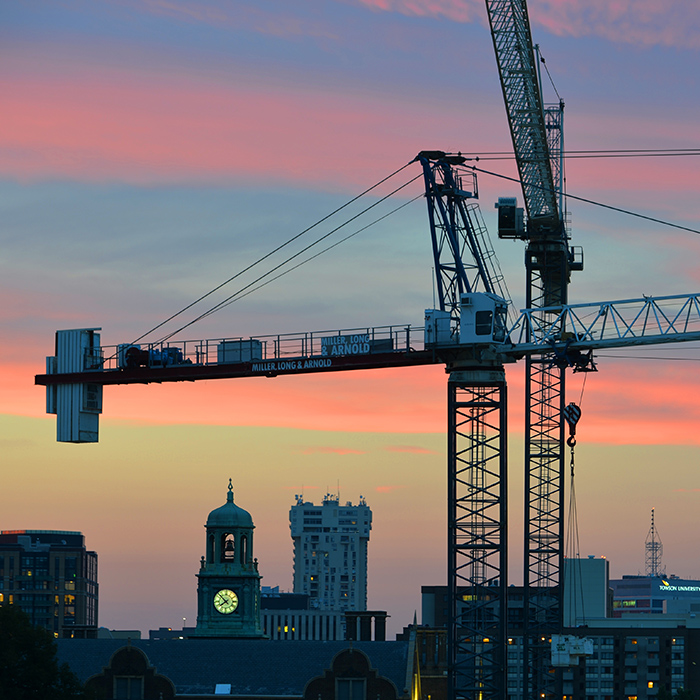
[645,508,665,578]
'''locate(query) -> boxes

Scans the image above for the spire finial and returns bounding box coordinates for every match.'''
[227,478,234,503]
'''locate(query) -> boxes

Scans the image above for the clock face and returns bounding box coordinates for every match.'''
[213,588,239,614]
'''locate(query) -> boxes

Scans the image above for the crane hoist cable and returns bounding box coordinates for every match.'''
[176,194,424,322]
[126,160,417,348]
[536,46,562,102]
[469,164,700,235]
[563,401,585,624]
[470,150,700,161]
[153,171,424,344]
[154,190,424,343]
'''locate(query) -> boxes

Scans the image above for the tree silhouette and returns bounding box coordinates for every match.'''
[0,604,88,699]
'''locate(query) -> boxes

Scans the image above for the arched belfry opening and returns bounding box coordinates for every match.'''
[222,533,235,562]
[208,534,215,564]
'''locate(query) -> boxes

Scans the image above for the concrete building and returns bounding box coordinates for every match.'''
[564,555,611,626]
[262,608,346,640]
[290,493,371,611]
[0,529,98,638]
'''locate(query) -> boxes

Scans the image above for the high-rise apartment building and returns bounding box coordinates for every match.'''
[0,530,98,638]
[290,494,371,611]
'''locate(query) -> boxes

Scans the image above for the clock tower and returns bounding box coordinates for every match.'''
[192,480,264,638]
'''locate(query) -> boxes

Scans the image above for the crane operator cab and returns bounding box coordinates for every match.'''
[425,293,509,347]
[459,293,508,345]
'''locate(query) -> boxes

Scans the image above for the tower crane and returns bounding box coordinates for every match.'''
[484,0,581,696]
[36,217,700,700]
[33,10,700,700]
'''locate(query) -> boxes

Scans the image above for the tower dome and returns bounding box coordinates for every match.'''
[206,480,254,528]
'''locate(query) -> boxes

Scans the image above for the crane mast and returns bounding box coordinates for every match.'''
[485,1,582,698]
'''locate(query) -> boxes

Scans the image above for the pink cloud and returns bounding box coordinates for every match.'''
[0,69,482,189]
[384,444,440,454]
[375,484,407,493]
[532,0,700,50]
[357,0,482,23]
[356,0,700,49]
[297,446,367,455]
[138,0,337,40]
[2,52,695,205]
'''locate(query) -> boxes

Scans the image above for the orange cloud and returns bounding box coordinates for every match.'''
[11,353,700,446]
[375,484,407,492]
[297,446,367,455]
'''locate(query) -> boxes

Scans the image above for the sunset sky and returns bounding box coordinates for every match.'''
[2,0,700,637]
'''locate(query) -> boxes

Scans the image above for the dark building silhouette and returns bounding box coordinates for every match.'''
[0,529,97,638]
[57,639,419,699]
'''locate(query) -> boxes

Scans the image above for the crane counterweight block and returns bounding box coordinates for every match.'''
[46,329,103,443]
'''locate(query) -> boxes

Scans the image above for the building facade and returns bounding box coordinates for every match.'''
[610,574,700,618]
[290,494,371,611]
[558,626,693,699]
[422,556,700,700]
[0,529,98,638]
[191,481,264,638]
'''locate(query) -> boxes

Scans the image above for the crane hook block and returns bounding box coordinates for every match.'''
[563,402,581,447]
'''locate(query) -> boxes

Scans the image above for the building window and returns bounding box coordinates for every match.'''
[114,676,143,699]
[337,679,366,700]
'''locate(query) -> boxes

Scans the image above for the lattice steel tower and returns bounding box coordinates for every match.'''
[645,508,665,578]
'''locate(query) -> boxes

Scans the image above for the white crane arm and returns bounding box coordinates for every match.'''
[506,293,700,353]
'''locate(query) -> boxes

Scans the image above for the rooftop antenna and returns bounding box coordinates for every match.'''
[645,508,665,578]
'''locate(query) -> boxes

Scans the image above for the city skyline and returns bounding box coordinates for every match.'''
[2,0,700,637]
